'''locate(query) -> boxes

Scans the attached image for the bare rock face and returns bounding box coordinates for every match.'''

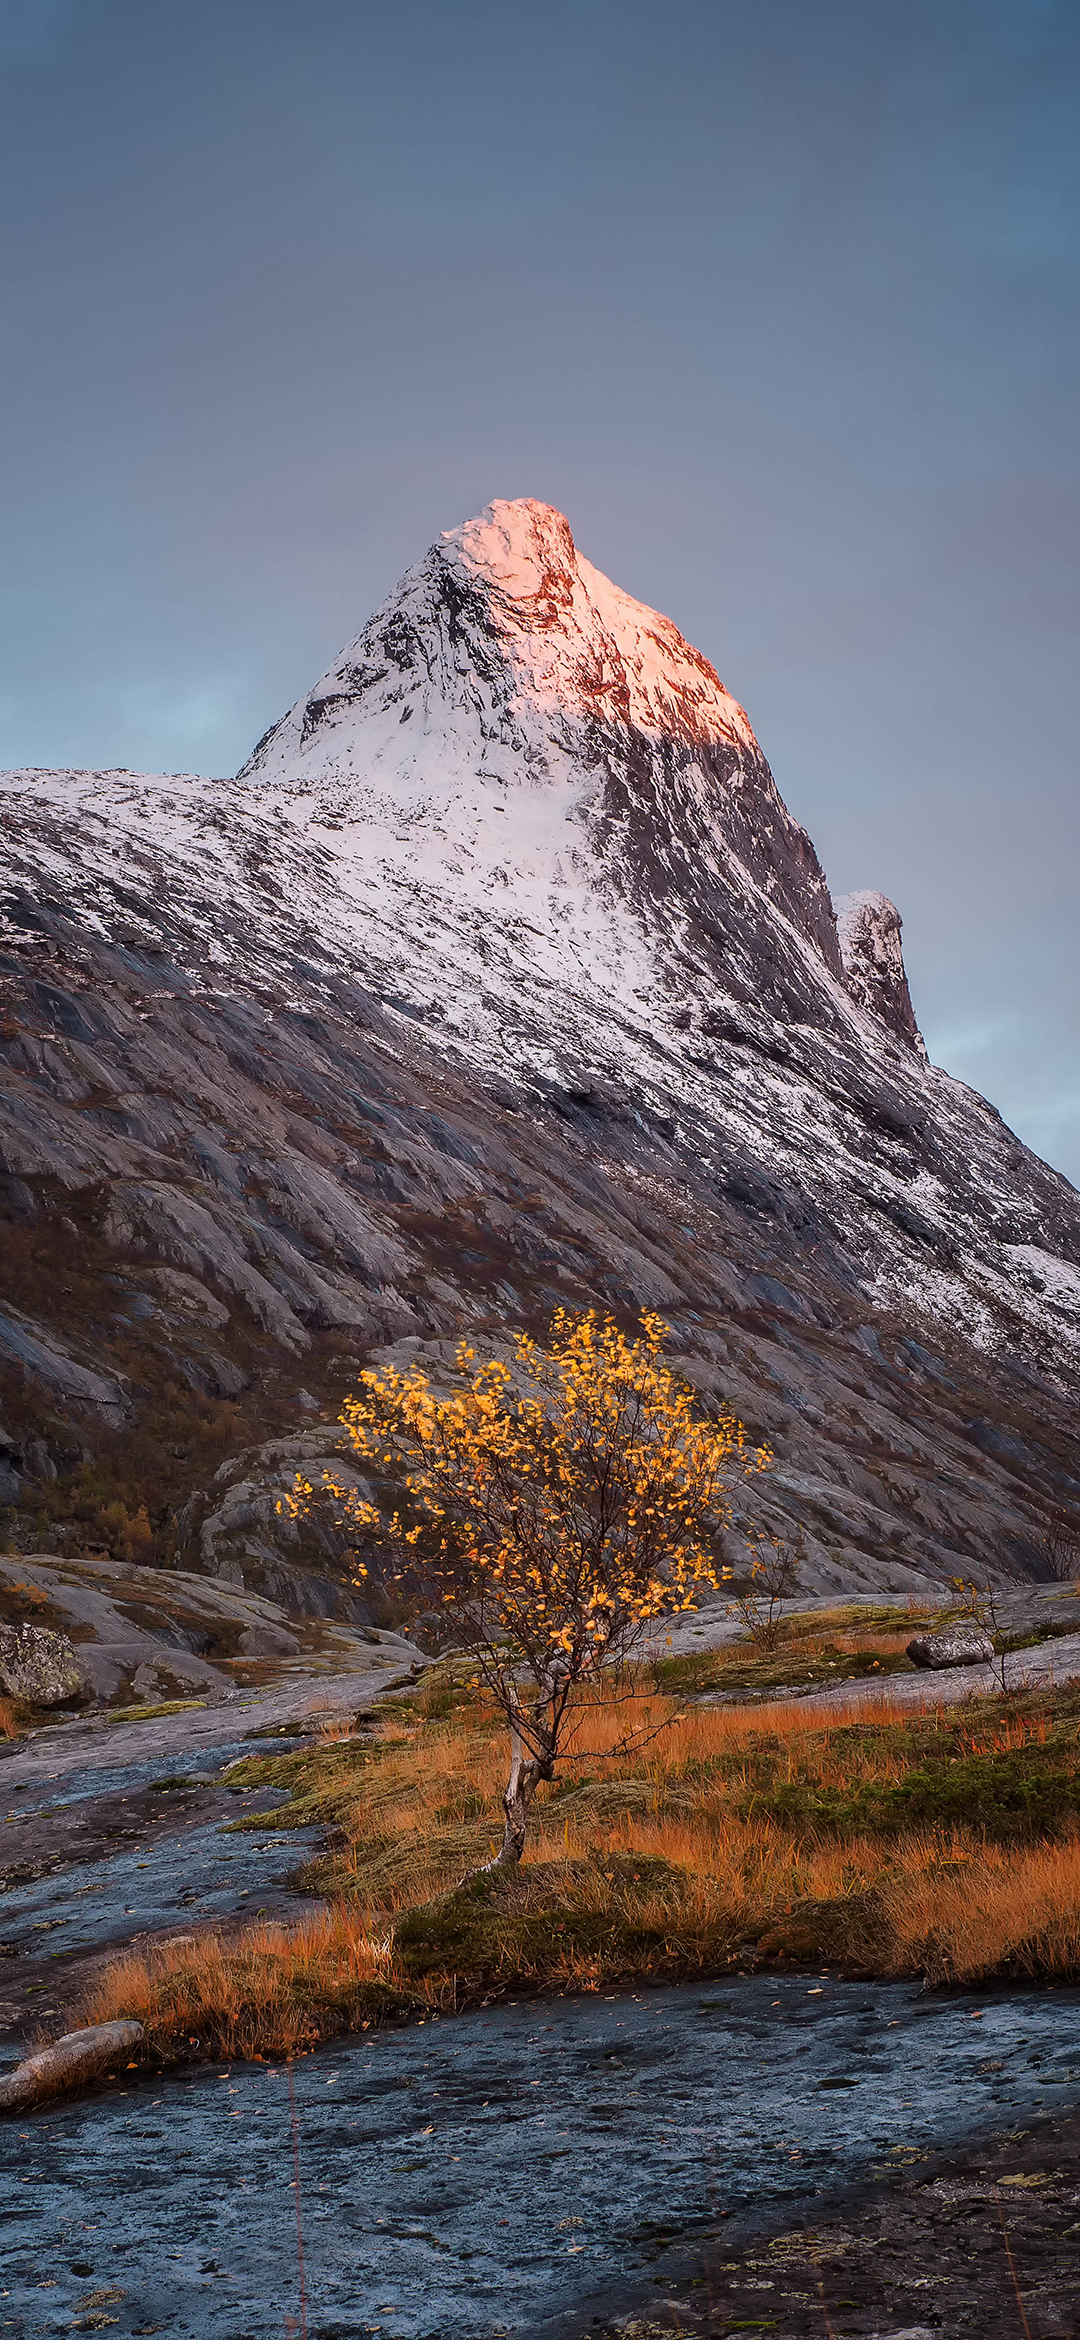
[171,1433,375,1617]
[0,1622,88,1704]
[907,1624,995,1669]
[0,1309,129,1421]
[835,890,924,1053]
[0,1551,402,1703]
[238,1619,301,1656]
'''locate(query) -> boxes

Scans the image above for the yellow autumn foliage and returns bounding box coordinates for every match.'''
[290,1309,768,1663]
[287,1309,770,1858]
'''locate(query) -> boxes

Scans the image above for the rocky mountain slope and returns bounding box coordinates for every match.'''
[1,498,1078,1611]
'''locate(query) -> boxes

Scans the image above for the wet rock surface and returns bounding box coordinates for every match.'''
[0,1735,320,2044]
[0,1766,321,2030]
[592,2105,1080,2339]
[0,1629,424,2048]
[1,1976,1078,2337]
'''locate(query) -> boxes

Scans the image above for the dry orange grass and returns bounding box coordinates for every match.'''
[0,1695,20,1739]
[884,1833,1080,1984]
[74,1674,1080,2064]
[332,1687,1080,1985]
[274,1687,949,1986]
[314,1712,364,1745]
[954,1711,1053,1757]
[80,1907,437,2060]
[315,1685,935,1916]
[833,1628,915,1656]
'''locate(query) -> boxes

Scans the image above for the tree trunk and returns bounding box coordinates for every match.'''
[493,1703,556,1865]
[495,1715,538,1864]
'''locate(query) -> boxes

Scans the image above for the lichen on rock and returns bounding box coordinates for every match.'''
[0,1621,88,1705]
[906,1623,995,1669]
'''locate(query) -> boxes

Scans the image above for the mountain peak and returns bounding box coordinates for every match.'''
[234,495,846,1004]
[230,502,934,1053]
[239,497,756,793]
[441,496,578,591]
[434,496,755,752]
[6,499,1080,1495]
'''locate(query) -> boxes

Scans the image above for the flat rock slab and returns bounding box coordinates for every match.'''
[0,1652,421,2048]
[593,2105,1080,2340]
[787,1629,1080,1718]
[648,1582,1080,1664]
[3,1976,1079,2337]
[0,1653,423,1791]
[0,1551,425,1706]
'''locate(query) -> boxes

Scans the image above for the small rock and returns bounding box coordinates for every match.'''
[907,1624,994,1669]
[0,1622,88,1705]
[131,1662,168,1700]
[0,2020,144,2112]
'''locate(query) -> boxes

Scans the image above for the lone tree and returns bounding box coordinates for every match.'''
[289,1309,770,1865]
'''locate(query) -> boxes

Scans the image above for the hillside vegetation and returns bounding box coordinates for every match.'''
[80,1622,1080,2067]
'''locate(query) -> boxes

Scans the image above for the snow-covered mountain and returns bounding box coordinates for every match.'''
[236,496,843,1021]
[1,499,1078,1600]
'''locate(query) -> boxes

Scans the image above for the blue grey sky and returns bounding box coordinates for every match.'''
[2,0,1078,1180]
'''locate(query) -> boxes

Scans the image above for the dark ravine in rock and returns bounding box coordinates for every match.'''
[0,495,1078,1618]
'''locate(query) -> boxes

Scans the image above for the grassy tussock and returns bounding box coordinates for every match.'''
[80,1909,437,2060]
[75,1665,1080,2063]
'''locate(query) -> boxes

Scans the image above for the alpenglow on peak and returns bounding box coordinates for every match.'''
[232,497,928,1054]
[235,496,866,1011]
[240,497,760,790]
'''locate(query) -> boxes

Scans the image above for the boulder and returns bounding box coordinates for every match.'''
[172,1432,375,1618]
[907,1624,995,1670]
[0,2020,144,2112]
[130,1661,176,1701]
[0,1622,88,1704]
[238,1620,301,1656]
